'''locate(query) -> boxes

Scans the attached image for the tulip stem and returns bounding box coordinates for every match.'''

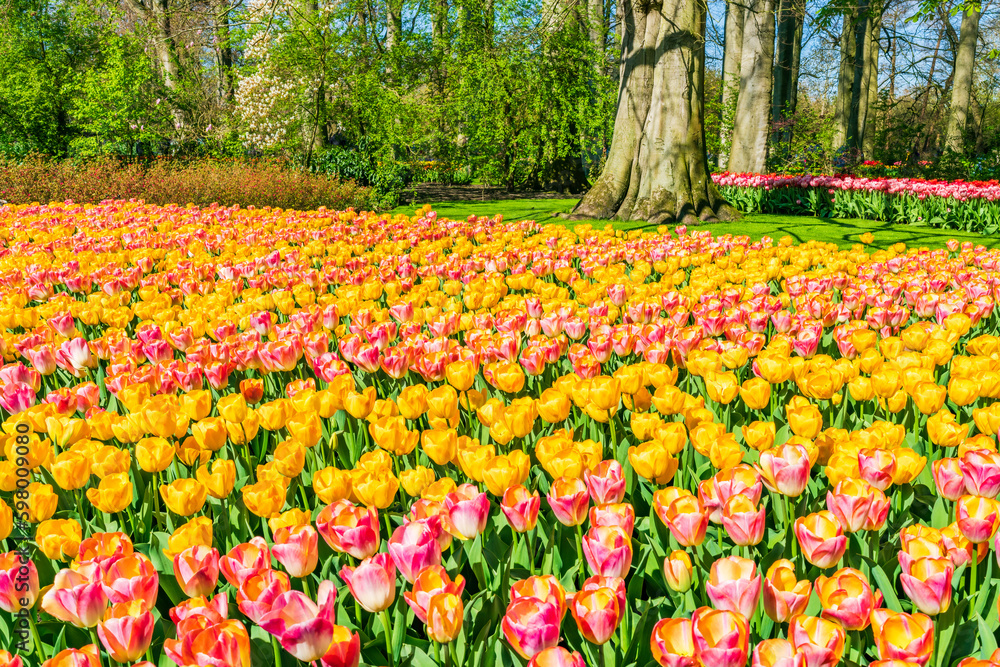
[75,489,89,536]
[89,627,104,666]
[380,609,395,667]
[785,495,798,561]
[574,523,586,587]
[598,645,607,667]
[302,575,313,600]
[271,634,283,667]
[843,630,851,663]
[29,611,46,663]
[527,528,536,576]
[607,411,617,458]
[434,640,441,665]
[970,551,978,620]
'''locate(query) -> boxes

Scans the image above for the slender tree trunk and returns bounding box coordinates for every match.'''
[719,1,744,168]
[215,0,234,102]
[433,0,448,55]
[588,0,606,59]
[833,12,856,149]
[944,6,980,153]
[772,0,802,124]
[728,0,775,174]
[387,0,403,49]
[862,16,880,157]
[571,0,737,224]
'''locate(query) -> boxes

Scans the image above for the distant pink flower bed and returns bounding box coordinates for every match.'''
[713,172,1000,203]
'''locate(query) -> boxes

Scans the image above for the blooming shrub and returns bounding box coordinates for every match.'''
[4,202,1000,666]
[0,156,371,210]
[714,172,1000,234]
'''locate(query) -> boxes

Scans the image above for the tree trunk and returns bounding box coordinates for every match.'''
[944,6,980,153]
[215,0,234,102]
[387,0,403,49]
[727,0,775,174]
[772,0,802,125]
[718,1,743,168]
[845,0,870,152]
[433,0,448,55]
[588,0,606,57]
[833,12,856,149]
[862,15,880,157]
[570,0,737,224]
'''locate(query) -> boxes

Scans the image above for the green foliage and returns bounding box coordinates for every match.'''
[767,103,840,174]
[69,36,169,157]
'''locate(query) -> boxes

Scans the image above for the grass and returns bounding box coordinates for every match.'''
[391,198,1000,251]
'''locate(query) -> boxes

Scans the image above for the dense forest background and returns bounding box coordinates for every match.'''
[0,0,997,202]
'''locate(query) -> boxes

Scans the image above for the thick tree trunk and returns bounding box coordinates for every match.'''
[833,13,856,149]
[845,0,869,151]
[570,0,737,224]
[772,0,802,126]
[944,6,980,153]
[718,1,743,168]
[727,0,775,174]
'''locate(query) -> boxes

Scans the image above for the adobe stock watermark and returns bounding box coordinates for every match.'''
[11,420,36,658]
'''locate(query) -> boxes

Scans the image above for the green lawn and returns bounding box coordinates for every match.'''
[391,198,1000,251]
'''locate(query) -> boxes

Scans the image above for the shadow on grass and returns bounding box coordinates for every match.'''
[391,199,1000,251]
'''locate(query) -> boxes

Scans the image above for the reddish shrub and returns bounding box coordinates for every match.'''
[0,156,372,210]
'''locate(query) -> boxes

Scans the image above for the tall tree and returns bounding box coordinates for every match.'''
[719,1,743,168]
[728,0,775,173]
[832,10,856,149]
[772,0,803,126]
[570,0,736,224]
[944,4,981,152]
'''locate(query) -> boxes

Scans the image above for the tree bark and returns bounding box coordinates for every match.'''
[845,0,870,152]
[944,6,980,153]
[588,0,606,57]
[215,0,234,102]
[772,0,802,126]
[727,0,775,174]
[833,12,856,149]
[387,0,403,49]
[862,15,880,157]
[718,1,743,168]
[570,0,737,224]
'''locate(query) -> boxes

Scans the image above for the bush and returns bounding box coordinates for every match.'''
[0,156,372,210]
[311,140,411,209]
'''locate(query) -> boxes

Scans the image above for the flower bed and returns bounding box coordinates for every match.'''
[2,201,1000,666]
[713,172,1000,234]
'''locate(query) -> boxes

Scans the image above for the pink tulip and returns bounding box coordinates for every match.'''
[692,607,750,667]
[509,575,567,619]
[220,537,271,588]
[316,500,380,560]
[238,570,291,623]
[444,484,491,540]
[961,449,1000,498]
[795,511,847,569]
[568,586,620,645]
[101,554,159,609]
[932,458,966,501]
[339,553,396,613]
[260,581,338,662]
[404,565,466,624]
[755,444,811,497]
[581,526,633,578]
[826,479,876,533]
[588,503,635,537]
[858,449,897,491]
[899,557,953,616]
[388,521,442,584]
[752,639,805,667]
[96,600,155,663]
[584,460,626,504]
[41,569,109,628]
[0,552,38,613]
[169,593,229,624]
[714,464,764,506]
[501,597,561,660]
[815,568,876,631]
[173,545,220,597]
[546,477,590,527]
[706,556,762,619]
[789,615,846,667]
[527,647,587,667]
[577,575,626,620]
[650,617,695,667]
[721,494,765,546]
[501,485,541,533]
[272,525,319,578]
[956,495,1000,543]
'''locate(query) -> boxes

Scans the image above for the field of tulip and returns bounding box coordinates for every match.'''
[5,199,1000,667]
[713,172,1000,234]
